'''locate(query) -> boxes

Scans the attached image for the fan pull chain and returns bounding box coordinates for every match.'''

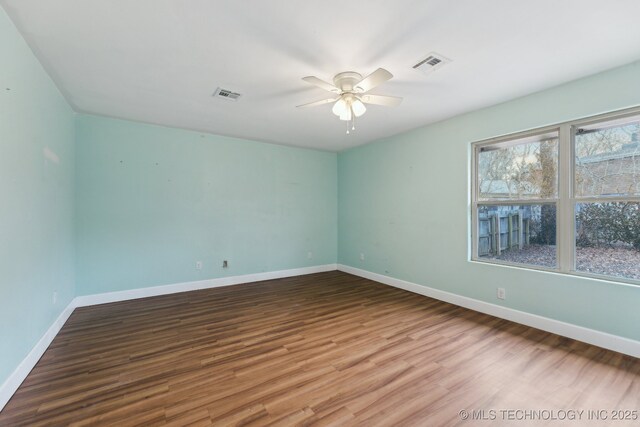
[345,105,355,134]
[345,105,357,134]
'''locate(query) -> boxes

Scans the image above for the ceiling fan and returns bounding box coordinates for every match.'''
[297,68,402,134]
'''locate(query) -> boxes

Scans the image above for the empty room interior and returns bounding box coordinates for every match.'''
[2,0,640,425]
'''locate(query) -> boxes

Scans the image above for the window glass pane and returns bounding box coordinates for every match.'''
[477,204,557,268]
[478,132,559,200]
[575,202,640,280]
[575,116,640,197]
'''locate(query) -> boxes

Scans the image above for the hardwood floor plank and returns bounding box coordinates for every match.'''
[1,271,639,426]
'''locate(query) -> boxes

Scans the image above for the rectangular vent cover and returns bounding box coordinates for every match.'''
[413,53,450,74]
[213,87,242,101]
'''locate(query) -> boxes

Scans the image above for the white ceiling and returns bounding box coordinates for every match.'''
[3,0,640,151]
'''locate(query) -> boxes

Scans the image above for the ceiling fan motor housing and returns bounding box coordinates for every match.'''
[333,72,363,92]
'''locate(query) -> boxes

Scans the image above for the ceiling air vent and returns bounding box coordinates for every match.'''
[413,53,450,75]
[213,87,242,101]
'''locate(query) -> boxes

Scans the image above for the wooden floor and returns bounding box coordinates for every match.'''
[1,271,639,426]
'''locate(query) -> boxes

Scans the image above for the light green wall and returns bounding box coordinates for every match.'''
[338,60,640,341]
[0,9,75,385]
[75,115,337,295]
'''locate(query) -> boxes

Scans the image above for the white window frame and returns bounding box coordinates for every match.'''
[471,106,640,286]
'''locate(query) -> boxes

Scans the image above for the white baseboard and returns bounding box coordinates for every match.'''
[74,264,338,307]
[338,264,640,358]
[0,263,337,412]
[0,300,78,411]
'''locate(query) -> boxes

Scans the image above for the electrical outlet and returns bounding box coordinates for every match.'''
[497,288,506,300]
[359,253,365,261]
[196,261,203,270]
[307,251,313,259]
[52,291,57,305]
[223,260,228,268]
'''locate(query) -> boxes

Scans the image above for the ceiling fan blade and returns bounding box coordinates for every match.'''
[359,94,403,107]
[354,68,393,93]
[296,98,338,108]
[302,76,341,93]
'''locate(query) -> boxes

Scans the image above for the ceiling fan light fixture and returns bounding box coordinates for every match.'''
[351,99,366,117]
[339,108,352,121]
[332,98,348,116]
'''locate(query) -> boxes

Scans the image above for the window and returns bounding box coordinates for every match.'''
[475,131,559,268]
[472,109,640,284]
[574,115,640,281]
